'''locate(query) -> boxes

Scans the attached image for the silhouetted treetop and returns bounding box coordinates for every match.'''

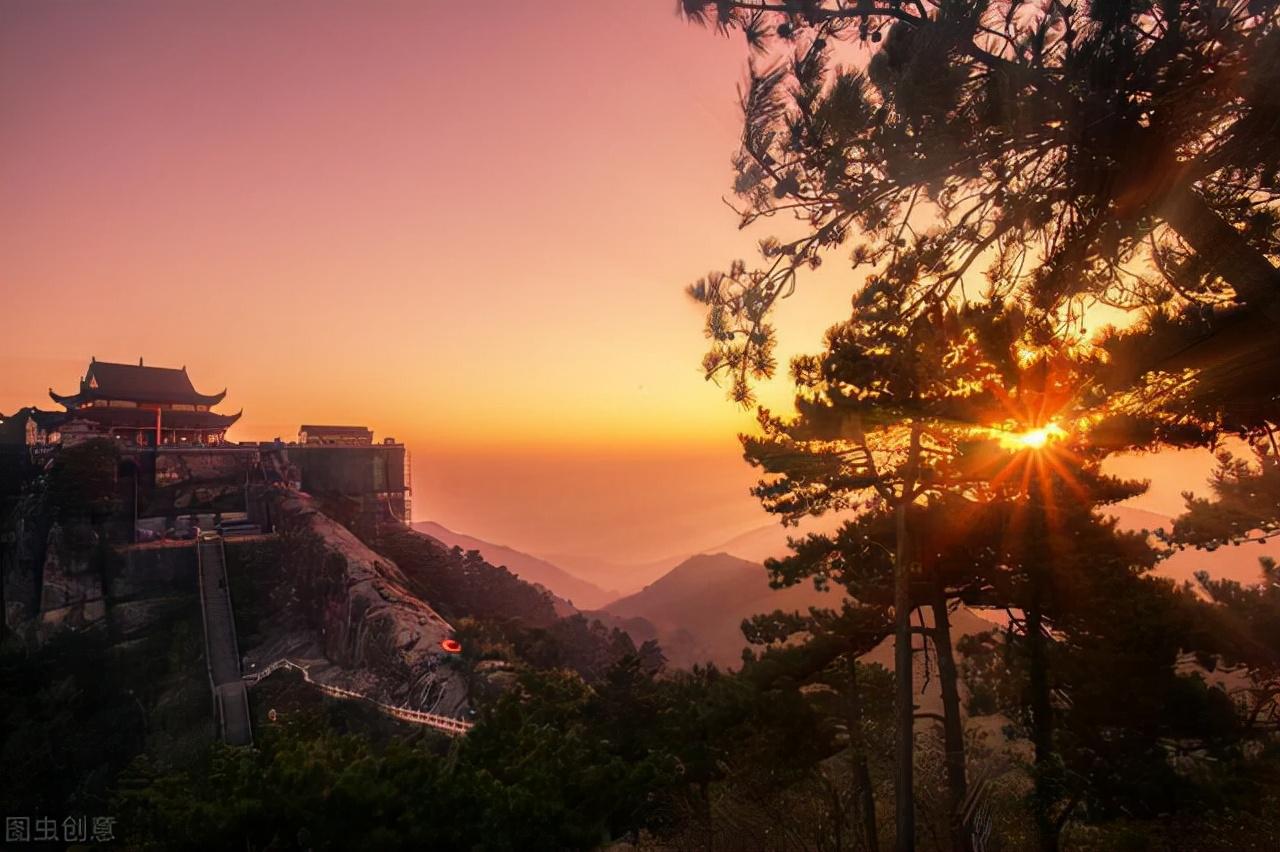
[683,0,1280,402]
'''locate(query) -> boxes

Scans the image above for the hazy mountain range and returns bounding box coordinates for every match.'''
[418,504,1277,671]
[1106,505,1278,586]
[536,514,847,597]
[599,552,842,668]
[533,551,683,598]
[412,521,620,610]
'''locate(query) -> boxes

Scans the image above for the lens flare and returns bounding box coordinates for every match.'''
[1005,423,1065,450]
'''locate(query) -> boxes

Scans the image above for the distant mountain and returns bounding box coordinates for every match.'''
[423,504,1275,672]
[600,552,842,669]
[681,514,851,567]
[678,507,1278,589]
[1108,505,1278,586]
[540,518,845,598]
[535,551,684,597]
[413,521,619,610]
[701,522,819,565]
[708,507,1279,588]
[594,505,1279,672]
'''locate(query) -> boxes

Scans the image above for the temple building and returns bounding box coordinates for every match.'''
[48,358,241,446]
[0,407,67,446]
[299,425,374,446]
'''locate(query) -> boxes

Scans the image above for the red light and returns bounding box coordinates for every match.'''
[440,639,462,653]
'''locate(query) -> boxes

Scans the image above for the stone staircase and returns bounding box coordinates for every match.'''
[196,533,252,746]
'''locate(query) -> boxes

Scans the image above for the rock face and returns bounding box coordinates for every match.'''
[4,468,470,720]
[249,490,469,718]
[29,531,206,645]
[35,522,108,638]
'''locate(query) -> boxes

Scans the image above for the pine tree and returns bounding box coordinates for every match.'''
[722,302,1208,848]
[676,4,1280,847]
[742,604,895,849]
[1171,438,1280,734]
[681,1,1280,407]
[724,295,1163,847]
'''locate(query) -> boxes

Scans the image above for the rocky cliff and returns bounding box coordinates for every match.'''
[240,489,469,718]
[3,464,471,721]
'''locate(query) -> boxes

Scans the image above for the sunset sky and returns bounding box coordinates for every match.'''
[0,1,1219,563]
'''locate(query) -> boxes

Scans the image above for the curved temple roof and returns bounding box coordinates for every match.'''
[50,359,227,408]
[65,407,243,430]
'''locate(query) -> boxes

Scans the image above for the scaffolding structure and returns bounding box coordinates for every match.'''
[402,448,413,526]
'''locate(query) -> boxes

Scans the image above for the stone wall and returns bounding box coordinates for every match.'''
[105,543,200,642]
[137,448,258,516]
[12,531,205,644]
[5,517,263,646]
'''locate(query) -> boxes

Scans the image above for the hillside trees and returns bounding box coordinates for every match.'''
[680,1,1280,847]
[951,470,1261,847]
[1171,442,1280,734]
[370,528,561,627]
[1185,560,1280,736]
[1174,442,1280,550]
[118,663,684,851]
[739,311,1191,849]
[45,438,121,524]
[114,652,897,850]
[948,459,1242,849]
[742,603,895,848]
[737,319,1260,849]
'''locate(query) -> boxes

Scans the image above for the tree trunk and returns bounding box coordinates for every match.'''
[699,779,714,852]
[826,770,846,852]
[1025,575,1058,852]
[930,579,971,852]
[847,655,880,852]
[894,425,922,852]
[1161,183,1280,311]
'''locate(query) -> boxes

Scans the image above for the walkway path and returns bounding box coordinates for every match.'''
[197,533,253,746]
[244,658,473,737]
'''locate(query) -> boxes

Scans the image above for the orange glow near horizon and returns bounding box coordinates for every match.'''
[0,1,1232,564]
[0,1,852,560]
[0,2,846,454]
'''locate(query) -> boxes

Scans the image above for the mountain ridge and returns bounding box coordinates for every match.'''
[600,551,841,668]
[422,506,1278,673]
[413,521,618,610]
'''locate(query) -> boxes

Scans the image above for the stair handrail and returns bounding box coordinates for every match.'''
[194,536,218,716]
[243,657,473,736]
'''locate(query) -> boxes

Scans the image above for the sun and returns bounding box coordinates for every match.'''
[1012,423,1065,450]
[991,422,1066,451]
